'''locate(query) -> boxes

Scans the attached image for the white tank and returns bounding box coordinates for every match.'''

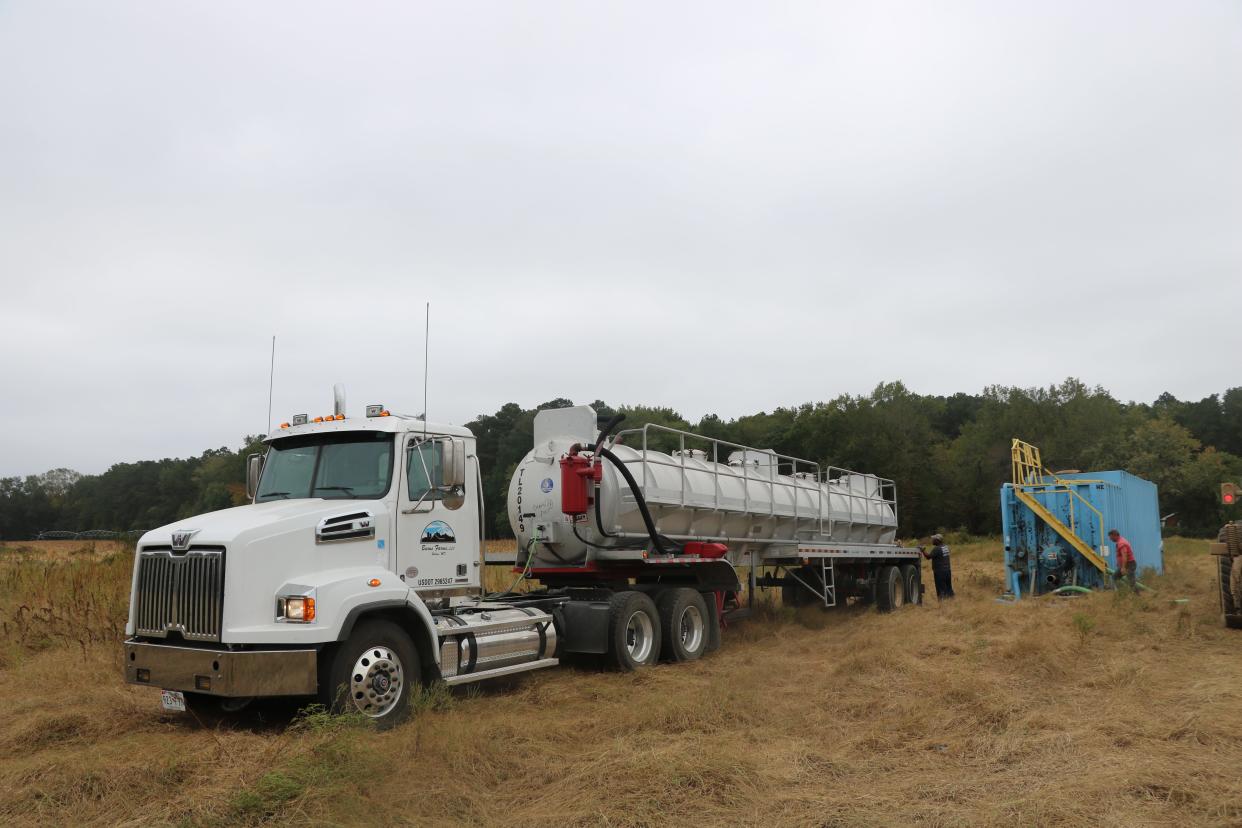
[506,407,898,567]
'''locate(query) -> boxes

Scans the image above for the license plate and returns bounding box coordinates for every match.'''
[160,690,187,713]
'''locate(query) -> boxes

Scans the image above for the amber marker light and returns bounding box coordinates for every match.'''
[368,578,382,587]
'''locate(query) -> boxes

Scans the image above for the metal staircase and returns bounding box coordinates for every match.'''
[1011,439,1110,574]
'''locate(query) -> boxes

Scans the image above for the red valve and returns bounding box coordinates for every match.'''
[559,450,602,517]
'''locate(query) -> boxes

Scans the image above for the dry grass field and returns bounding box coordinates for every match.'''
[2,536,1241,826]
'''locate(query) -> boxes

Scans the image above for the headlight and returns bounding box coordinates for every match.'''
[277,594,316,623]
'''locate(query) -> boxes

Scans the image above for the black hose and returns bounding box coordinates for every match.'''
[593,413,626,456]
[590,414,627,539]
[599,446,668,555]
[572,523,646,551]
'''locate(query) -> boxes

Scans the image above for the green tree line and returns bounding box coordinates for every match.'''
[2,380,1240,541]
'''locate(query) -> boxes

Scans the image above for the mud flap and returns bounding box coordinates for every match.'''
[557,600,611,654]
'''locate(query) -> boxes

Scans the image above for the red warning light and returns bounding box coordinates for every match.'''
[1224,483,1239,505]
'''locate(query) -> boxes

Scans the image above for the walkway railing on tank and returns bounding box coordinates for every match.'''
[610,423,896,544]
[1011,437,1109,558]
[822,466,898,541]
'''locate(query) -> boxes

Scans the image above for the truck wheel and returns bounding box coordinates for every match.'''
[325,619,420,727]
[1221,555,1239,616]
[875,565,903,612]
[1230,557,1242,615]
[606,591,661,671]
[900,564,921,606]
[657,588,708,662]
[702,591,722,653]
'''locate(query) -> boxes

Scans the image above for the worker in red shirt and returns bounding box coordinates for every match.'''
[1109,529,1137,589]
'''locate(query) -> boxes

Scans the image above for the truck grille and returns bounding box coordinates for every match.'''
[134,546,225,642]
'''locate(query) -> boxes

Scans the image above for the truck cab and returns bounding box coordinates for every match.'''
[124,404,495,721]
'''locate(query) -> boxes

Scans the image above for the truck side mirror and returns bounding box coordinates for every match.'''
[440,438,466,489]
[246,453,264,500]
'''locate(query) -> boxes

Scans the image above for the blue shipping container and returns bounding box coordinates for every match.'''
[1001,469,1162,597]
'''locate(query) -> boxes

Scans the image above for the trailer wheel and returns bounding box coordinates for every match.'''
[702,591,722,653]
[900,564,921,606]
[324,619,421,728]
[875,565,903,612]
[657,588,709,662]
[606,591,662,671]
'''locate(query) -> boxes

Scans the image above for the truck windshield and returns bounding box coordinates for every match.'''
[256,432,394,502]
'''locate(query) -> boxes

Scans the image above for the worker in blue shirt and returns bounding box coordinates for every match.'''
[920,533,955,599]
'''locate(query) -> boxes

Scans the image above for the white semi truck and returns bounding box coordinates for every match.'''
[124,396,921,723]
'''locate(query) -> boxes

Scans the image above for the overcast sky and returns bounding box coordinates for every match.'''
[1,1,1239,478]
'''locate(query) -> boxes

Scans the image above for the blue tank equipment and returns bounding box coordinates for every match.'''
[1002,440,1162,597]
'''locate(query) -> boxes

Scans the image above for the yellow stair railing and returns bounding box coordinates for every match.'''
[1010,438,1110,573]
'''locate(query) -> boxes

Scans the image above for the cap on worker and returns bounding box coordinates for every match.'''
[1108,528,1120,538]
[931,533,944,543]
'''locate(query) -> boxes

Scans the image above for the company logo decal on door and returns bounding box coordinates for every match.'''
[420,520,456,555]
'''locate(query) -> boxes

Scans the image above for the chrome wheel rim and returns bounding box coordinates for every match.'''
[678,605,704,653]
[893,577,905,607]
[349,644,404,717]
[625,611,654,662]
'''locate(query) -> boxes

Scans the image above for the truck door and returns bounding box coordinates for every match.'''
[396,435,481,594]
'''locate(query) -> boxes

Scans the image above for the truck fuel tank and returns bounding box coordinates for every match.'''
[433,605,557,682]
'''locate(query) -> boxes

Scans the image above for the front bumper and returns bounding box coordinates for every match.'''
[124,639,319,697]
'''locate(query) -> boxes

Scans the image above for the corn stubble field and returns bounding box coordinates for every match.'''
[1,537,1240,827]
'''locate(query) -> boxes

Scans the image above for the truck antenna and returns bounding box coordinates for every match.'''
[266,335,276,435]
[423,302,429,438]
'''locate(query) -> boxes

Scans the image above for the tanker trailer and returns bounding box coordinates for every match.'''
[506,406,920,616]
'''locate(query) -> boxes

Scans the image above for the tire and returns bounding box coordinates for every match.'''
[657,588,709,662]
[702,591,722,654]
[1230,557,1242,615]
[875,565,903,613]
[324,619,421,728]
[900,564,921,606]
[1222,554,1240,616]
[606,591,661,671]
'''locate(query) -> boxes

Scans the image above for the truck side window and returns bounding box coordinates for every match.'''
[407,440,444,503]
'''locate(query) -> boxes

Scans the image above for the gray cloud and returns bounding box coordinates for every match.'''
[1,1,1239,476]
